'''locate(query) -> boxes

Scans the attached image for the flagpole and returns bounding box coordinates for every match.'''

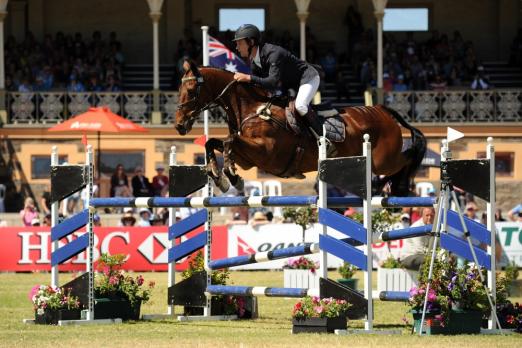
[202,26,209,140]
[97,131,101,181]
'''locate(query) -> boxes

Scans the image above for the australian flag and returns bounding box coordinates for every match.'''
[208,36,250,73]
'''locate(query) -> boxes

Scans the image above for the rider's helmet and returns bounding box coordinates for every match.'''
[233,24,261,45]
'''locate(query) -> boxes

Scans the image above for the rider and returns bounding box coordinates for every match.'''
[232,24,323,136]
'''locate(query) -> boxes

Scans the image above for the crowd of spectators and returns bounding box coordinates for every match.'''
[5,30,124,93]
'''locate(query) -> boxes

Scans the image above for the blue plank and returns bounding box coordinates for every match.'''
[51,209,88,241]
[380,197,435,208]
[319,234,367,271]
[169,209,208,239]
[447,210,491,245]
[440,233,491,270]
[51,234,89,266]
[209,255,253,270]
[318,208,367,244]
[381,225,433,241]
[379,291,410,302]
[206,285,309,297]
[168,231,207,262]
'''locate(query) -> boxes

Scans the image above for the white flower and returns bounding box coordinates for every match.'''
[37,308,44,315]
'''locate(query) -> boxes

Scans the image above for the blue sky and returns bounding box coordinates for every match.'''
[219,9,266,32]
[383,8,429,32]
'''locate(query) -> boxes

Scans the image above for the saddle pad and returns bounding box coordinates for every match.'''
[285,107,303,136]
[321,115,346,143]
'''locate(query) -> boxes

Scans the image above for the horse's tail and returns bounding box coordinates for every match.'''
[381,105,427,195]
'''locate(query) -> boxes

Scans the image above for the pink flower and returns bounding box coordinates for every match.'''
[428,289,437,302]
[109,276,119,285]
[314,306,324,314]
[29,285,40,301]
[136,275,144,286]
[103,266,110,276]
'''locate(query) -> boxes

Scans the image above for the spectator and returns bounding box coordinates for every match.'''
[152,164,169,196]
[393,213,411,230]
[495,208,506,222]
[20,197,39,227]
[18,78,33,92]
[120,212,136,226]
[430,74,447,91]
[250,211,270,228]
[93,214,102,227]
[42,213,52,226]
[225,212,247,225]
[508,204,522,221]
[67,75,86,92]
[470,66,490,90]
[131,166,153,197]
[137,208,152,227]
[31,218,41,226]
[464,202,481,222]
[400,207,434,271]
[40,184,51,215]
[393,74,408,91]
[110,164,131,197]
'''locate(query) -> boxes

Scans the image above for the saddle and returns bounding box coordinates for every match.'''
[284,101,346,143]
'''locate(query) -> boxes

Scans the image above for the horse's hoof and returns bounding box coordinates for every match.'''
[216,176,230,193]
[233,177,245,192]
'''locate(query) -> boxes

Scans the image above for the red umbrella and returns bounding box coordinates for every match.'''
[49,106,148,178]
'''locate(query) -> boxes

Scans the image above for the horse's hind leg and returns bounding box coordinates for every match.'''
[205,138,230,193]
[223,137,244,192]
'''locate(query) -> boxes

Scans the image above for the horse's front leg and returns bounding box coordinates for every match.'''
[204,138,230,193]
[223,136,245,193]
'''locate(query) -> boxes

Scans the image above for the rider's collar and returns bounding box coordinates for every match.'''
[253,46,261,68]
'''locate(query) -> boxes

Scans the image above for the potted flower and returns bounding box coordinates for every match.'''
[291,296,351,333]
[408,251,488,334]
[283,256,319,289]
[94,253,155,321]
[30,285,81,324]
[181,251,257,318]
[337,262,358,290]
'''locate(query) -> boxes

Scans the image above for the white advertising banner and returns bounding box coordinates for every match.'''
[226,223,407,270]
[496,222,522,267]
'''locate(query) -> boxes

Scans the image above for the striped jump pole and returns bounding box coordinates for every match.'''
[206,285,319,298]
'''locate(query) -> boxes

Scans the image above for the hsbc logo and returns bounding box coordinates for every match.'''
[137,233,169,263]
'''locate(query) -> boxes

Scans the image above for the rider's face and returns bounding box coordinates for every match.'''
[235,39,250,59]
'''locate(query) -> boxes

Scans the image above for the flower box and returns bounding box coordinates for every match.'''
[377,268,418,293]
[183,295,258,318]
[34,308,82,325]
[94,298,141,321]
[292,316,347,334]
[337,278,358,290]
[284,269,319,289]
[412,309,483,335]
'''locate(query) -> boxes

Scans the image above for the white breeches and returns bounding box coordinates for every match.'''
[295,74,320,116]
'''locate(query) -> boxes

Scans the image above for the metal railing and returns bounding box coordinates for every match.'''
[5,88,522,125]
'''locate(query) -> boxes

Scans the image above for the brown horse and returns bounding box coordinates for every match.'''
[175,61,426,196]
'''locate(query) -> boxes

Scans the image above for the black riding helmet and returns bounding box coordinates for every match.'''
[233,24,261,43]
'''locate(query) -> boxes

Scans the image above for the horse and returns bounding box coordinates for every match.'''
[175,60,426,197]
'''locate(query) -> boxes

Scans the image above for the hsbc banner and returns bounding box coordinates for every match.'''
[0,226,228,272]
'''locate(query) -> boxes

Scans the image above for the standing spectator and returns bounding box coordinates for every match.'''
[20,197,39,227]
[110,164,131,197]
[40,184,51,215]
[131,166,153,197]
[152,164,169,196]
[400,207,435,270]
[470,66,490,90]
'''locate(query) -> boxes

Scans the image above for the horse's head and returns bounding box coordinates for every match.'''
[175,60,211,135]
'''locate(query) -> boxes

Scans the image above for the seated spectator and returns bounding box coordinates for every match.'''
[93,214,102,227]
[110,164,131,197]
[18,78,33,92]
[120,212,136,226]
[382,72,393,93]
[105,75,121,92]
[429,74,447,91]
[137,208,152,227]
[152,164,169,196]
[67,75,86,92]
[131,166,153,197]
[250,211,270,227]
[495,208,506,222]
[31,218,41,226]
[20,197,39,227]
[393,74,408,91]
[42,213,52,226]
[225,212,247,225]
[470,66,490,90]
[392,213,411,230]
[400,207,434,271]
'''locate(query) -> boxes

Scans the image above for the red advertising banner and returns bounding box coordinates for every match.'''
[0,226,228,272]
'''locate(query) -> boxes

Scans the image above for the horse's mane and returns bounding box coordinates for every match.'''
[199,66,271,100]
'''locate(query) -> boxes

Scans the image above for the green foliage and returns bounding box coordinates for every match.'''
[351,209,398,233]
[380,256,402,269]
[181,251,230,285]
[282,207,317,231]
[505,260,520,282]
[338,262,357,279]
[95,253,155,306]
[292,296,352,320]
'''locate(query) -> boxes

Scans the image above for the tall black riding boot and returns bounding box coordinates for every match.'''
[302,109,323,138]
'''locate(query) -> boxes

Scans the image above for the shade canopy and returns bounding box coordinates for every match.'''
[48,106,148,133]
